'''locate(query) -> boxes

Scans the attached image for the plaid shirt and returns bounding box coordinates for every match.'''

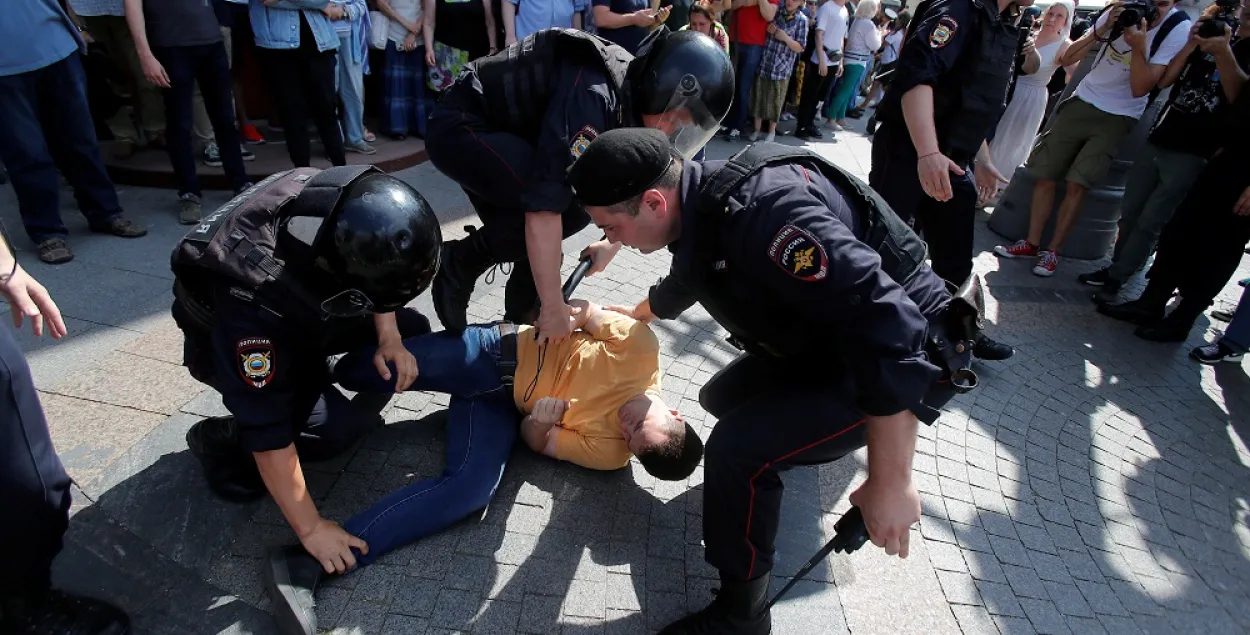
[757,9,808,81]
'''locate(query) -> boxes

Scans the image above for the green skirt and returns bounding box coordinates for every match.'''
[749,77,789,122]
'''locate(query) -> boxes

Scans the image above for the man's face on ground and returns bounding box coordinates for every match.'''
[618,394,674,456]
[585,192,672,254]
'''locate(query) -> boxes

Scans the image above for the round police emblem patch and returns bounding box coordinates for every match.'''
[570,125,598,159]
[236,338,275,388]
[768,224,828,281]
[930,16,958,48]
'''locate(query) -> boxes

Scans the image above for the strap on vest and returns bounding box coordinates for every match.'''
[283,164,383,221]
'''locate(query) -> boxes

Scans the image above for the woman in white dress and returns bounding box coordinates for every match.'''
[987,1,1076,197]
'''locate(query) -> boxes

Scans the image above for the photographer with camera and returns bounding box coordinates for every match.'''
[1082,0,1250,299]
[1098,76,1250,342]
[993,0,1190,277]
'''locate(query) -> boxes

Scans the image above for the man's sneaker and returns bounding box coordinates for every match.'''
[0,588,130,635]
[363,128,377,143]
[748,131,760,142]
[795,127,824,140]
[1078,267,1111,286]
[1240,277,1249,288]
[178,193,202,225]
[1032,251,1058,277]
[36,238,73,264]
[993,240,1039,259]
[241,122,266,144]
[1190,341,1244,365]
[203,143,222,167]
[240,146,256,161]
[727,129,742,141]
[91,217,147,238]
[346,141,377,155]
[265,545,325,635]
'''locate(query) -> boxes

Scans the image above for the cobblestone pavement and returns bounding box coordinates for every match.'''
[3,119,1249,635]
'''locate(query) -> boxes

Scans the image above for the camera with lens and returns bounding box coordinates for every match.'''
[1198,0,1240,38]
[1018,5,1043,32]
[1116,0,1159,29]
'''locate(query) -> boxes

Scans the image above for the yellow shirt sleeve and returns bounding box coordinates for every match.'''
[582,310,660,356]
[552,426,632,471]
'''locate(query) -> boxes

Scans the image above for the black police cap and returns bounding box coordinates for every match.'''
[567,128,678,207]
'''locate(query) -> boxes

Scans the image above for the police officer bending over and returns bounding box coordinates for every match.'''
[567,128,1012,634]
[869,0,1032,364]
[425,27,733,343]
[170,166,441,579]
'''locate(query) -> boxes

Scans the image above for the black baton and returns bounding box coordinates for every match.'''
[765,506,871,609]
[561,234,607,302]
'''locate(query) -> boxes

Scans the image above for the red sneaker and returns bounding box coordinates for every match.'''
[993,239,1039,259]
[241,123,266,145]
[1032,251,1058,277]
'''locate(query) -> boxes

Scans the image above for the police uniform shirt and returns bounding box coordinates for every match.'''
[649,161,946,417]
[208,283,338,454]
[876,0,976,124]
[527,63,618,215]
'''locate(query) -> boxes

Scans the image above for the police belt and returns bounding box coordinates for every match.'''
[496,322,519,388]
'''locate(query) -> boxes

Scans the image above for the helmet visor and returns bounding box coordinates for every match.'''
[652,74,722,160]
[320,288,376,318]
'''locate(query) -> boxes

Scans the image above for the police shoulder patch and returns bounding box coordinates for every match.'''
[930,16,958,48]
[570,125,598,159]
[237,337,275,388]
[768,224,828,281]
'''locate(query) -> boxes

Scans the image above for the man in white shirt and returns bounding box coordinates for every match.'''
[994,0,1190,277]
[795,0,849,139]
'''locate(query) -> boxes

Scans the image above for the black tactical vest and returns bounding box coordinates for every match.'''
[684,143,931,360]
[169,165,379,331]
[700,143,930,288]
[932,0,1019,162]
[470,28,633,133]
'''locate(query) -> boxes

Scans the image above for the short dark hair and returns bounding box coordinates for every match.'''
[636,419,704,481]
[606,159,684,217]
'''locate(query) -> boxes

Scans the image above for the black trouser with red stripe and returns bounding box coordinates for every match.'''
[699,353,870,582]
[425,86,592,318]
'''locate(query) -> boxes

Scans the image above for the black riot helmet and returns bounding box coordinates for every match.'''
[277,167,442,318]
[625,27,734,160]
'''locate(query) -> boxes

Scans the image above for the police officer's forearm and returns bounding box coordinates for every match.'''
[373,312,401,344]
[864,410,918,486]
[524,212,568,307]
[254,445,323,538]
[900,86,941,156]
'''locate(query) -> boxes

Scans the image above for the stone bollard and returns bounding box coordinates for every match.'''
[987,34,1171,260]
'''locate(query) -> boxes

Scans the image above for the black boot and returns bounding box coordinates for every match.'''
[265,546,325,635]
[972,334,1014,361]
[431,226,496,332]
[659,574,771,635]
[185,416,265,502]
[1,589,130,635]
[1096,285,1169,326]
[1135,304,1202,343]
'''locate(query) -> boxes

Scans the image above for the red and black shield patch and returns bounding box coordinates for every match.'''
[768,225,828,281]
[237,338,275,388]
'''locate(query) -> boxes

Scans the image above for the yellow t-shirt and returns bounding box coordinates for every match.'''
[513,312,662,471]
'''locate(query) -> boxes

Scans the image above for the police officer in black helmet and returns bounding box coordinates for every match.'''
[425,26,733,343]
[867,0,1033,363]
[568,128,1012,635]
[170,165,441,577]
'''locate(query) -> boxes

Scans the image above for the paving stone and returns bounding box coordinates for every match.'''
[926,540,969,573]
[954,522,995,554]
[968,556,1009,584]
[1098,614,1145,635]
[518,594,564,634]
[937,570,982,606]
[1019,597,1073,634]
[1002,564,1049,600]
[976,580,1025,617]
[381,614,429,635]
[994,614,1040,634]
[989,535,1033,568]
[950,604,1002,635]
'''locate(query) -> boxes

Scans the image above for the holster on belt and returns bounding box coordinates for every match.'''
[928,274,986,394]
[496,322,519,388]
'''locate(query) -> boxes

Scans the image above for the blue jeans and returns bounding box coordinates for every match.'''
[333,325,518,565]
[335,33,366,146]
[0,53,122,244]
[1221,285,1250,354]
[729,43,764,133]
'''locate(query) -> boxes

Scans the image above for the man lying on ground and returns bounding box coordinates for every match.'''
[263,299,703,635]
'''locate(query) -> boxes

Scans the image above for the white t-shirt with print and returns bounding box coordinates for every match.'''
[810,1,849,65]
[1074,8,1190,118]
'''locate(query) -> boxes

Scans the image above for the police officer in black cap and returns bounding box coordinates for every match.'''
[170,165,441,577]
[868,0,1034,362]
[425,26,734,343]
[567,128,1010,635]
